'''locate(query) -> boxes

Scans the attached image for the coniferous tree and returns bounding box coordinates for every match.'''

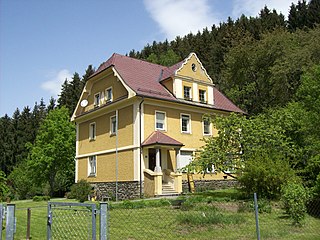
[0,115,14,174]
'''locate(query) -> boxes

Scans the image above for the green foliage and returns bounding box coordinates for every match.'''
[69,179,92,203]
[177,209,245,225]
[32,195,50,202]
[221,27,320,114]
[110,199,172,209]
[7,162,41,200]
[191,113,294,180]
[121,200,146,209]
[0,170,9,201]
[58,65,94,116]
[312,173,320,197]
[281,182,309,225]
[239,153,297,199]
[238,199,272,213]
[28,107,75,196]
[146,49,180,66]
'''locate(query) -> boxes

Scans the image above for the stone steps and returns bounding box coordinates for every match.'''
[161,183,180,196]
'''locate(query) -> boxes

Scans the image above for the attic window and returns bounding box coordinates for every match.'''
[191,63,197,72]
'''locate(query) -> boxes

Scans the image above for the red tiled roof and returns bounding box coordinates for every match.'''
[91,53,245,114]
[142,131,183,147]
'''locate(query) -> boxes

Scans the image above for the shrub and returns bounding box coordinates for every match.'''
[239,153,296,199]
[281,182,309,225]
[32,195,51,202]
[237,199,271,213]
[32,196,42,202]
[70,180,92,203]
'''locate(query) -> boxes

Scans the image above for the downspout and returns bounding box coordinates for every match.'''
[115,109,119,201]
[139,97,144,198]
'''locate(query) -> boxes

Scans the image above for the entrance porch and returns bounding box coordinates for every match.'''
[141,131,184,197]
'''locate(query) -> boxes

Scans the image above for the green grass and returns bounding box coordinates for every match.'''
[2,191,320,240]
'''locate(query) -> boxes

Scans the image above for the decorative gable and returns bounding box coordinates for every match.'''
[175,53,213,83]
[172,53,215,105]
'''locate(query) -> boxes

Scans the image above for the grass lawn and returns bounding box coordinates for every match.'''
[2,190,320,240]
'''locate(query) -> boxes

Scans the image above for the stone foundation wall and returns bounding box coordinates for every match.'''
[92,181,141,201]
[182,179,238,192]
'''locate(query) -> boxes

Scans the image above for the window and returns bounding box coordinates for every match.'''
[105,87,113,102]
[88,155,96,176]
[89,122,96,140]
[179,151,193,172]
[199,89,206,103]
[155,111,166,130]
[203,119,211,135]
[110,115,117,135]
[183,86,192,100]
[191,63,197,72]
[94,93,100,107]
[181,114,191,133]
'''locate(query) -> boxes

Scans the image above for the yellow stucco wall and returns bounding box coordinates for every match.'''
[78,105,133,155]
[177,54,211,83]
[77,149,134,182]
[83,74,128,112]
[143,103,217,149]
[162,78,174,94]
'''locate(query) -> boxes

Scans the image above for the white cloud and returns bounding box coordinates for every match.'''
[231,0,299,19]
[41,69,72,96]
[143,0,218,40]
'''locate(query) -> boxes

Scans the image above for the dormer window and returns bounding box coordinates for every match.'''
[105,87,113,102]
[94,93,100,107]
[184,86,192,100]
[199,89,206,103]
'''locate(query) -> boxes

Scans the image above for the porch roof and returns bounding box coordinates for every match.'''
[142,131,184,148]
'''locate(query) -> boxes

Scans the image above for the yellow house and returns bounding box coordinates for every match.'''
[72,53,244,200]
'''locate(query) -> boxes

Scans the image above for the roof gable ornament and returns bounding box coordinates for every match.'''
[175,52,213,84]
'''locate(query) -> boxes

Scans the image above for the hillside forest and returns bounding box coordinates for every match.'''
[0,0,320,203]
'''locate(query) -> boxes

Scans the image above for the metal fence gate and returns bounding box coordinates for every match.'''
[47,202,99,240]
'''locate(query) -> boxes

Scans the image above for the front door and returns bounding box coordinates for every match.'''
[148,149,156,171]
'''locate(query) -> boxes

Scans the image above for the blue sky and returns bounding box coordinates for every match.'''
[0,0,298,117]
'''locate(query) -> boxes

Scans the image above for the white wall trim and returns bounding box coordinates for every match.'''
[208,85,214,105]
[75,158,78,183]
[175,78,182,98]
[76,145,138,159]
[193,82,198,102]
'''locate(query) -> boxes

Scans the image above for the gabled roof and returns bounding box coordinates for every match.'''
[142,131,184,147]
[91,53,245,114]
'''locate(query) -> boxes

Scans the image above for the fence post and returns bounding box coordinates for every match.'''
[0,204,3,240]
[100,202,108,240]
[47,203,52,240]
[254,193,261,240]
[6,204,15,240]
[26,208,31,240]
[92,204,96,240]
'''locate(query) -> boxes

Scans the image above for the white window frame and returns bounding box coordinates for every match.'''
[110,115,117,135]
[94,93,101,107]
[89,122,96,140]
[203,118,211,135]
[183,86,192,100]
[105,87,113,102]
[155,111,166,131]
[88,155,97,176]
[180,113,191,133]
[199,89,206,103]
